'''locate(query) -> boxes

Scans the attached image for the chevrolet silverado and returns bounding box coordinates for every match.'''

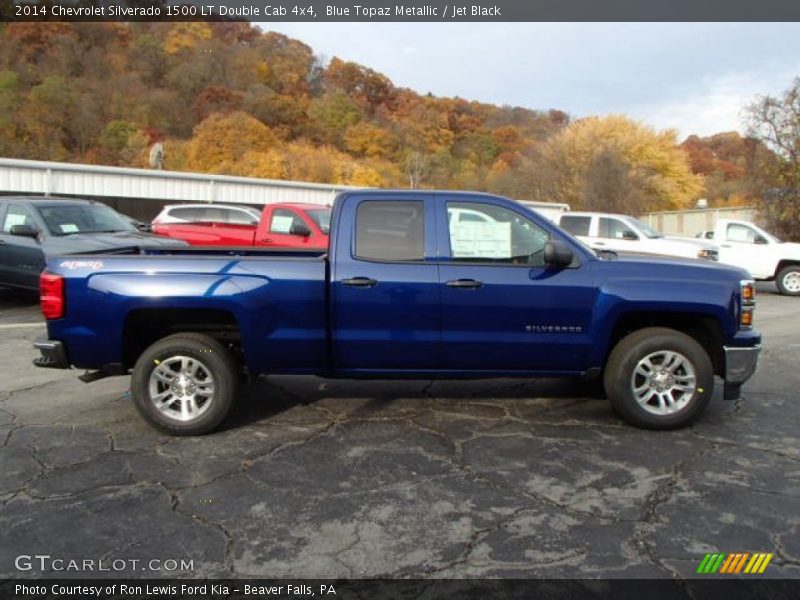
[33,191,761,435]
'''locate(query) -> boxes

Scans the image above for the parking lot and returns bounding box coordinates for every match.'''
[0,285,798,580]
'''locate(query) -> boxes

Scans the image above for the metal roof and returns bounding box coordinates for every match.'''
[0,158,363,206]
[0,158,570,215]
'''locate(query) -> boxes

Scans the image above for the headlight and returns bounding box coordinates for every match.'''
[698,248,719,261]
[740,279,756,329]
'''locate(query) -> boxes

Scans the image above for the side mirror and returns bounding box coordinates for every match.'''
[755,236,767,245]
[290,222,312,237]
[622,230,639,241]
[544,240,574,268]
[10,224,40,239]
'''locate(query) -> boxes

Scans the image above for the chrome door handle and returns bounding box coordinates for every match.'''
[342,277,377,287]
[446,279,483,289]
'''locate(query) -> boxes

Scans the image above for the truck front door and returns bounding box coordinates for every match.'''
[437,197,596,373]
[718,222,773,279]
[332,196,440,371]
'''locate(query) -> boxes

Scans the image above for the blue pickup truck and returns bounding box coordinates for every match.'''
[33,191,761,435]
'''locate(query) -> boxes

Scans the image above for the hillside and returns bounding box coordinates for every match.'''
[0,22,769,210]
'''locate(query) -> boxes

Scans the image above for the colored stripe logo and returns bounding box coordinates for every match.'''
[696,553,773,574]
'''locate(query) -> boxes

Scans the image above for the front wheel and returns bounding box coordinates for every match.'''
[776,265,800,296]
[604,327,714,430]
[131,333,238,435]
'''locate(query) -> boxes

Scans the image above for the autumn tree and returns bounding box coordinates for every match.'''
[99,120,149,166]
[0,70,21,156]
[185,111,278,175]
[541,115,704,214]
[325,57,394,115]
[163,23,212,55]
[745,77,800,239]
[306,91,361,144]
[193,86,244,121]
[343,122,398,158]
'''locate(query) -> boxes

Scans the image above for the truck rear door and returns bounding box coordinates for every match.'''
[331,194,440,371]
[436,195,596,373]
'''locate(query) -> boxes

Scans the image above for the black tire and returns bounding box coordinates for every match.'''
[131,333,238,435]
[603,327,714,430]
[776,265,800,296]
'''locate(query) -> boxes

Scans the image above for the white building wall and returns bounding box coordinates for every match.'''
[0,158,357,206]
[642,206,759,236]
[0,158,573,220]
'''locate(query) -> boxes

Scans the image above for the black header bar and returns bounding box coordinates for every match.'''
[2,0,800,22]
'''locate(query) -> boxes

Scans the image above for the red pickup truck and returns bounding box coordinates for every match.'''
[152,202,331,249]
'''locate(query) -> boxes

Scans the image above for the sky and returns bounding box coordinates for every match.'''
[258,22,800,140]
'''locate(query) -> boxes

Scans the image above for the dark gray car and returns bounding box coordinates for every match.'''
[0,196,186,290]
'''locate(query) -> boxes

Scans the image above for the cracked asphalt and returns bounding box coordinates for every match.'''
[1,284,799,580]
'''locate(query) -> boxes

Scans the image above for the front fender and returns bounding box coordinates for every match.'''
[588,276,737,368]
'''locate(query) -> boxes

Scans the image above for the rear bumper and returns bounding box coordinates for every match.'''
[723,344,761,400]
[32,338,69,369]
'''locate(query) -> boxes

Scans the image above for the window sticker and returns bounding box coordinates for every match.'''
[60,223,79,233]
[271,215,294,233]
[450,222,511,258]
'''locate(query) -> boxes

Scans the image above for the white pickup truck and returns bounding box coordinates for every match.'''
[557,212,719,262]
[696,219,800,296]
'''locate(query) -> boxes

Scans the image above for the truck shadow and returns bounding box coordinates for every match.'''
[0,287,39,308]
[223,375,608,431]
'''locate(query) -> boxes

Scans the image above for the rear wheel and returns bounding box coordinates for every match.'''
[776,265,800,296]
[131,333,238,435]
[604,327,714,429]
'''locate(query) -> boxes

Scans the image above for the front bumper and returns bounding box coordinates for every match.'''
[33,338,70,369]
[723,344,761,399]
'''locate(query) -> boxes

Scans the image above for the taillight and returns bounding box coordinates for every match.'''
[40,272,64,320]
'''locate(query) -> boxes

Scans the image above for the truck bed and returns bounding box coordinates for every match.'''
[45,248,329,374]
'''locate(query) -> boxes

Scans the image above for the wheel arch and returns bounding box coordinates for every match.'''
[122,308,241,370]
[604,311,724,377]
[774,259,800,279]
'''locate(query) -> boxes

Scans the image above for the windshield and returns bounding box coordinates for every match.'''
[626,217,663,238]
[306,208,332,234]
[37,203,136,236]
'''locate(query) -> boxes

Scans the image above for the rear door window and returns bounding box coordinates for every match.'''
[169,207,202,221]
[355,201,424,261]
[560,215,591,236]
[228,209,259,225]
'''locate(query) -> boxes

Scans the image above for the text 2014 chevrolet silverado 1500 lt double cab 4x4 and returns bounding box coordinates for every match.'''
[33,191,761,435]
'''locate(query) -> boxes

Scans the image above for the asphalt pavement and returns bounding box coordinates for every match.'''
[1,284,798,579]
